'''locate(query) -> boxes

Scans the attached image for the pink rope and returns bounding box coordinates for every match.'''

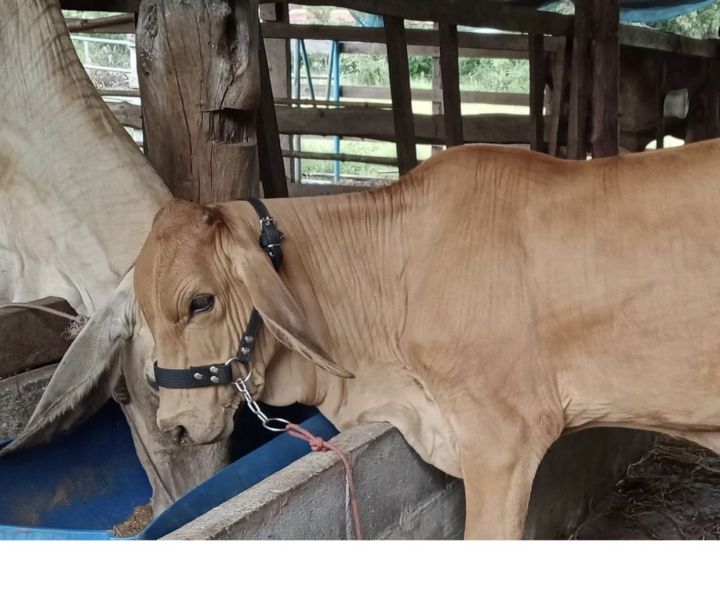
[285,423,363,540]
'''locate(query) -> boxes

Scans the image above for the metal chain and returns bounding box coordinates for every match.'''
[233,375,290,433]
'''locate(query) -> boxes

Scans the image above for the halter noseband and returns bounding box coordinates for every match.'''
[152,198,284,390]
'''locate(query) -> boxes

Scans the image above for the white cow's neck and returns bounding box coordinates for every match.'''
[0,0,171,313]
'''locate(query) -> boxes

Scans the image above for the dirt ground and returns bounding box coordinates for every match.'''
[573,436,720,540]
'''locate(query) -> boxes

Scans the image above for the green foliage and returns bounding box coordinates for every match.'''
[459,58,529,93]
[649,2,720,39]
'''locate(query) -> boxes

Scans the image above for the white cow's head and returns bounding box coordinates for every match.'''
[133,200,352,446]
[2,272,231,513]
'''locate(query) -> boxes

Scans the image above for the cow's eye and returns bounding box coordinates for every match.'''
[189,294,215,316]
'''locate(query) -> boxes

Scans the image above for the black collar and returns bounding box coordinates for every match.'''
[153,198,284,389]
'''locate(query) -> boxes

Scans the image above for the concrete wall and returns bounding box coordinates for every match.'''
[166,423,654,540]
[1,367,654,539]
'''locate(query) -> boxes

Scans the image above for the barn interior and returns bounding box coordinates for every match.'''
[2,0,720,540]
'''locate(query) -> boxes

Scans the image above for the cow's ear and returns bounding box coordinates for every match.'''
[226,239,353,379]
[1,273,136,455]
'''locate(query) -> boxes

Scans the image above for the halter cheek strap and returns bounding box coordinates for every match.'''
[152,198,283,390]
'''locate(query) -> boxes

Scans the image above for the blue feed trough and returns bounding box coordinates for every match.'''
[0,402,337,539]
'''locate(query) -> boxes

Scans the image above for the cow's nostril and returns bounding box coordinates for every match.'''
[171,426,187,445]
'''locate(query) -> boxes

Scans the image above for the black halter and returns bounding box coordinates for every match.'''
[153,198,284,390]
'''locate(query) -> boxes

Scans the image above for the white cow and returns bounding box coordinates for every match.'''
[0,0,231,513]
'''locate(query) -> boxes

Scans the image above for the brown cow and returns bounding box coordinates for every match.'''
[134,140,720,538]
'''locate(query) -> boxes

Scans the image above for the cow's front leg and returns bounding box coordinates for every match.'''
[451,390,562,539]
[461,445,547,539]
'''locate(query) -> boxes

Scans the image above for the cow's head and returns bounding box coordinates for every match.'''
[134,200,352,445]
[1,271,231,513]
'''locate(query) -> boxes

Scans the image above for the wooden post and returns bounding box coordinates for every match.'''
[567,0,591,159]
[590,0,619,157]
[528,33,545,152]
[384,15,418,174]
[655,57,667,149]
[548,36,571,156]
[136,0,260,203]
[439,22,463,147]
[258,33,289,198]
[431,24,443,155]
[259,3,292,180]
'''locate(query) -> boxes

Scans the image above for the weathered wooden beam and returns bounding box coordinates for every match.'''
[260,3,293,179]
[384,16,417,173]
[106,100,142,129]
[258,33,289,198]
[282,149,398,166]
[288,86,529,106]
[287,182,374,197]
[136,0,260,203]
[528,33,545,152]
[275,105,549,145]
[61,0,141,11]
[98,88,140,98]
[618,25,717,59]
[590,0,619,158]
[0,299,75,378]
[261,22,563,53]
[66,14,136,33]
[266,0,574,36]
[439,22,463,147]
[568,2,590,160]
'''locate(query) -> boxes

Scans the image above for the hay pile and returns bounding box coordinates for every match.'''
[113,503,153,537]
[573,436,720,540]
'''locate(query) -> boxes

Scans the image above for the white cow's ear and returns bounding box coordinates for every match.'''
[232,244,353,379]
[1,273,135,455]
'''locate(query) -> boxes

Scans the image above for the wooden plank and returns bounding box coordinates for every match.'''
[655,58,667,149]
[98,88,140,97]
[548,37,571,157]
[269,0,574,36]
[136,0,260,203]
[263,23,538,51]
[340,41,529,60]
[0,298,75,378]
[590,0,619,158]
[567,2,590,160]
[258,33,290,198]
[619,24,716,59]
[288,182,374,197]
[275,105,549,145]
[61,0,141,11]
[384,16,417,173]
[66,14,136,33]
[106,100,142,129]
[292,85,529,106]
[528,33,545,152]
[282,150,398,166]
[439,22,463,147]
[260,3,293,179]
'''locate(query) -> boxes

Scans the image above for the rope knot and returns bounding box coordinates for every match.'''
[308,436,326,451]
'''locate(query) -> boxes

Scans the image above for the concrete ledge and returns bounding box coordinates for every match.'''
[166,422,654,540]
[165,423,465,540]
